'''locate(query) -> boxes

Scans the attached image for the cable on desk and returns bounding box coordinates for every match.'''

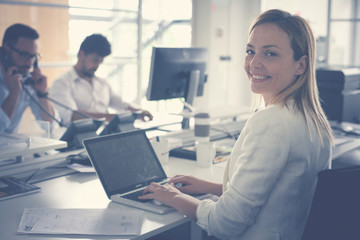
[24,166,69,183]
[24,168,42,183]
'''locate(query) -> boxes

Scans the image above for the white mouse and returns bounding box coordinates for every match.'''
[152,199,163,206]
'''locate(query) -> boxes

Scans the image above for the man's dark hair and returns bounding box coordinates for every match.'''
[79,34,111,57]
[2,23,39,46]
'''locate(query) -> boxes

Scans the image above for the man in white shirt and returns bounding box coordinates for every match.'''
[49,34,152,127]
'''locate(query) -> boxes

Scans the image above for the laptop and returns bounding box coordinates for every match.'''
[83,130,209,214]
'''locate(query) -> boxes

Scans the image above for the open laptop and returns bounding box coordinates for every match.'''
[83,130,209,214]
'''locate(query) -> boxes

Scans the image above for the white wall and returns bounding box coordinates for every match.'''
[191,0,261,113]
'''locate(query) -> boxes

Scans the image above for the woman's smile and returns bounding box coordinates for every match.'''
[250,73,271,82]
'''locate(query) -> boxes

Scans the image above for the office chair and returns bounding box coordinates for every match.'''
[301,166,360,240]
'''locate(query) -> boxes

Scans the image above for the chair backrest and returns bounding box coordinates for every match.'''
[301,166,360,240]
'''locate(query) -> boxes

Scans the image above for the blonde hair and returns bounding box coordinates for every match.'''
[249,9,333,144]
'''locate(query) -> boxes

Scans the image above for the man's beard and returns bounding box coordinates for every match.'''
[6,56,30,76]
[82,68,96,78]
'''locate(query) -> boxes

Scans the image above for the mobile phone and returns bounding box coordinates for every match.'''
[33,57,38,69]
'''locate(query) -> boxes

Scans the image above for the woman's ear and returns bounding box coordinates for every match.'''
[295,55,307,75]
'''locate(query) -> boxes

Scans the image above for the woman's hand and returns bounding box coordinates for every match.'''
[138,182,181,207]
[169,175,223,197]
[139,181,201,220]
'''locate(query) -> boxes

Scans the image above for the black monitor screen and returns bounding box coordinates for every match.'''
[146,47,208,102]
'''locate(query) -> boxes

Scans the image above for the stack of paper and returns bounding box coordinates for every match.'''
[17,208,143,236]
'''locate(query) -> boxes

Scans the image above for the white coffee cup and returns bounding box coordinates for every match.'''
[151,139,169,165]
[194,112,210,143]
[196,142,216,168]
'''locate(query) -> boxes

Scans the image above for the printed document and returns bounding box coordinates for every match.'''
[17,208,143,235]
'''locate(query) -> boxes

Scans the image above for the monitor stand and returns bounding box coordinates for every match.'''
[182,70,200,129]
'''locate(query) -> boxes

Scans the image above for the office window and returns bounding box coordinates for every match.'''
[328,0,360,67]
[0,0,193,132]
[261,0,328,65]
[141,0,192,113]
[68,0,138,104]
[0,0,70,87]
[261,0,328,36]
[68,0,192,113]
[328,22,353,66]
[331,0,352,18]
[262,0,360,68]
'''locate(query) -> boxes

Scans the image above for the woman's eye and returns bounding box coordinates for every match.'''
[246,49,254,55]
[265,51,277,57]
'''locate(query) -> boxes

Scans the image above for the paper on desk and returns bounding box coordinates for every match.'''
[17,208,143,235]
[67,163,96,173]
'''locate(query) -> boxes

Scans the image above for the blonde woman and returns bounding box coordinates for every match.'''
[140,9,333,240]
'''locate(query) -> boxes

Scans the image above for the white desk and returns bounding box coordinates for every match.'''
[0,136,67,161]
[0,157,227,240]
[1,129,360,240]
[332,138,360,160]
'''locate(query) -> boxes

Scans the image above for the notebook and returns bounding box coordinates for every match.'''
[83,130,209,214]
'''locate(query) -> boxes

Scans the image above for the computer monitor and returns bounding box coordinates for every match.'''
[58,118,104,151]
[146,47,208,106]
[146,47,208,129]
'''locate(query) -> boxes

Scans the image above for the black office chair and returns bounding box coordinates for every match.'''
[301,166,360,240]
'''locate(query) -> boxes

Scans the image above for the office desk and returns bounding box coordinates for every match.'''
[1,126,360,240]
[0,157,227,240]
[332,138,360,160]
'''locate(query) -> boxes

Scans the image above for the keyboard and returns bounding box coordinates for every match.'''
[121,187,211,203]
[121,190,151,203]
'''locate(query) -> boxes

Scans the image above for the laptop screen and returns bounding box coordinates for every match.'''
[83,130,167,197]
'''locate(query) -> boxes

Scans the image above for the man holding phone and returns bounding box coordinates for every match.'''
[0,23,56,133]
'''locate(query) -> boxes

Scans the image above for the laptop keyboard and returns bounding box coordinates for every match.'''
[122,190,151,203]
